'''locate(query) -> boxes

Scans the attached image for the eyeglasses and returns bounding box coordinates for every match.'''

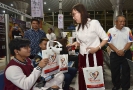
[72,11,79,17]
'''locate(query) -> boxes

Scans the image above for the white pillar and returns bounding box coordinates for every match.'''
[59,0,62,14]
[5,14,10,64]
[110,0,126,25]
[20,15,26,21]
[52,12,54,26]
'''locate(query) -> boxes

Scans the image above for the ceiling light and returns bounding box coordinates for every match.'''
[3,10,5,13]
[48,8,50,11]
[11,4,13,6]
[44,2,46,4]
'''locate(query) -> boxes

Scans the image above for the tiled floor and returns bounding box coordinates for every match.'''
[70,62,133,90]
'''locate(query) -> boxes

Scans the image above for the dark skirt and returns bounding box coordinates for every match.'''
[78,50,103,90]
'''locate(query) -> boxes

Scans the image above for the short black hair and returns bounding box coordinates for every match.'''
[49,28,53,31]
[14,23,18,25]
[31,18,40,24]
[9,38,30,56]
[115,15,126,21]
[39,38,49,44]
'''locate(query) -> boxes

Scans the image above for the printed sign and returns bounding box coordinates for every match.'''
[0,16,6,57]
[58,14,64,29]
[31,0,43,18]
[0,14,4,23]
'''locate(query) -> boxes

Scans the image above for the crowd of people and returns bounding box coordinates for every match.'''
[3,3,133,90]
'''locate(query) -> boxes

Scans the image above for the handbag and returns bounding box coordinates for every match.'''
[59,54,68,73]
[41,40,62,78]
[83,53,105,90]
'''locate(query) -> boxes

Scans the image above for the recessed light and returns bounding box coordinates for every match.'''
[48,8,50,11]
[44,2,46,4]
[11,4,13,6]
[3,10,5,13]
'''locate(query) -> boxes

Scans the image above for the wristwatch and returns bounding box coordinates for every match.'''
[123,49,127,53]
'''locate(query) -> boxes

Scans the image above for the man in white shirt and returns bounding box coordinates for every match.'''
[46,28,57,46]
[107,15,133,90]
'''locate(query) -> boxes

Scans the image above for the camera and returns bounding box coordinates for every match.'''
[13,26,18,30]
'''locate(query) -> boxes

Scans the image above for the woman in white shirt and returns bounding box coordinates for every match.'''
[67,3,108,90]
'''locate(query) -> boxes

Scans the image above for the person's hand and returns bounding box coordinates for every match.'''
[86,47,99,54]
[66,42,79,50]
[10,27,14,32]
[38,58,49,68]
[18,28,22,32]
[51,85,59,89]
[116,50,124,56]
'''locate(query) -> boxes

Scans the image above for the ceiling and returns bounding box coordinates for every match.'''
[0,0,133,14]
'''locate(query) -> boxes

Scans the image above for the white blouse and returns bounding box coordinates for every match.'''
[76,19,108,55]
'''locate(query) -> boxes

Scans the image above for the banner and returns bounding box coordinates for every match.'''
[58,14,64,29]
[0,14,6,57]
[0,14,4,23]
[31,0,43,18]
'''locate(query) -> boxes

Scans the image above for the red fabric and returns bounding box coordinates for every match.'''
[4,58,33,90]
[78,50,103,90]
[87,84,104,88]
[44,66,59,74]
[60,67,68,71]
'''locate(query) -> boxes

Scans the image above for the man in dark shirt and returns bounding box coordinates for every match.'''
[24,19,46,59]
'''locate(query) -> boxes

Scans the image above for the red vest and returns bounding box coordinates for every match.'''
[4,58,34,90]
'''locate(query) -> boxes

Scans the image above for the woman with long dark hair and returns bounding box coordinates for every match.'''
[67,3,108,90]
